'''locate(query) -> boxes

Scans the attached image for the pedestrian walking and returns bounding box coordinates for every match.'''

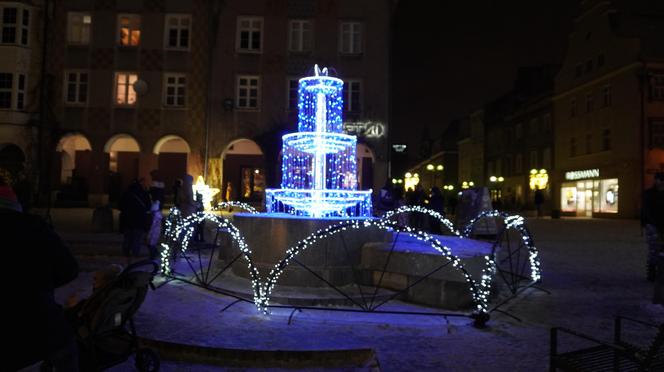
[147,172,165,259]
[119,178,151,262]
[428,186,445,234]
[179,174,197,218]
[642,172,664,282]
[534,188,545,218]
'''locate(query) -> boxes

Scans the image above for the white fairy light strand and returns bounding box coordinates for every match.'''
[160,205,542,318]
[160,210,265,308]
[213,201,259,214]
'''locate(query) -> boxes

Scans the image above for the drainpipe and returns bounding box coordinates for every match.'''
[39,0,52,222]
[638,58,646,221]
[203,1,222,180]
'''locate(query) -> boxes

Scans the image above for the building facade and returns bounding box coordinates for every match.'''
[207,0,393,205]
[0,0,394,208]
[552,0,664,218]
[0,0,44,187]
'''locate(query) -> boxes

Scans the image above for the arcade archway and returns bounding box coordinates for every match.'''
[221,139,265,202]
[55,134,92,202]
[153,135,190,195]
[105,134,140,200]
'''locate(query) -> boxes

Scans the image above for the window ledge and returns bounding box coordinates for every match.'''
[236,49,262,54]
[164,47,190,52]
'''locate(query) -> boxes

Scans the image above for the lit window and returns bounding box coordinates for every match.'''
[164,14,190,50]
[118,15,140,46]
[67,12,91,45]
[115,72,137,105]
[339,22,362,54]
[16,74,25,109]
[236,76,259,109]
[236,17,262,52]
[0,73,12,108]
[163,74,186,107]
[344,80,361,113]
[288,20,312,52]
[65,71,88,104]
[287,79,298,111]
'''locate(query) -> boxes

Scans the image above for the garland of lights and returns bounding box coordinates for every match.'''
[213,201,259,214]
[161,206,542,318]
[462,210,542,282]
[260,217,491,315]
[161,210,265,307]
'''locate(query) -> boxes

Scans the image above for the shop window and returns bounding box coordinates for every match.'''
[560,178,618,215]
[599,178,619,213]
[561,185,577,212]
[241,167,265,201]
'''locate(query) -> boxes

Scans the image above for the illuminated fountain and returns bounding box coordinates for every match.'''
[265,65,372,218]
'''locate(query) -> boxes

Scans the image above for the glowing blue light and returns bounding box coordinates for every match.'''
[266,65,372,218]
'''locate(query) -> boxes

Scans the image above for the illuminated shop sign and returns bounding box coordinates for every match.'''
[343,121,386,138]
[392,144,407,152]
[565,168,600,181]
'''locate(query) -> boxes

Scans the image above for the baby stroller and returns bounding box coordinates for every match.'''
[64,260,160,371]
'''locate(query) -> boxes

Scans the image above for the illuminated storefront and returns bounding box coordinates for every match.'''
[559,168,619,216]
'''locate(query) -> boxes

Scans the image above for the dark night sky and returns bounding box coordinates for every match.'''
[391,0,579,164]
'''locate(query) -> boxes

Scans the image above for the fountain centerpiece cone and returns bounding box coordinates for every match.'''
[265,65,372,218]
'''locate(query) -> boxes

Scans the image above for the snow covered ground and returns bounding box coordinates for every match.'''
[54,216,662,371]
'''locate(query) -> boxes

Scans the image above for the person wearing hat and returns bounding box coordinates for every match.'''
[1,176,80,370]
[643,172,664,282]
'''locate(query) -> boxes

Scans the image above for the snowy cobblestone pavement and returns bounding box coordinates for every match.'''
[55,217,663,371]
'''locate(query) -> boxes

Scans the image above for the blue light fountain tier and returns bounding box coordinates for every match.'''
[265,65,372,218]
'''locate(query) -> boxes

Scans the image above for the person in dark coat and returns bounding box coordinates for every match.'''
[428,186,445,234]
[120,178,151,261]
[2,178,80,371]
[534,188,545,218]
[643,172,664,282]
